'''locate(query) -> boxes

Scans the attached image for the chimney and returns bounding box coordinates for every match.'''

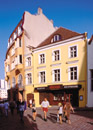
[50,19,53,24]
[38,7,43,15]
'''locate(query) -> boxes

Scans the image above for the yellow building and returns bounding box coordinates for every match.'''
[33,27,87,107]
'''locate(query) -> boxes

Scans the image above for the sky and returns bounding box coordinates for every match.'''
[0,0,93,79]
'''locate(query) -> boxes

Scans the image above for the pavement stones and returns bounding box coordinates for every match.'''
[0,107,93,130]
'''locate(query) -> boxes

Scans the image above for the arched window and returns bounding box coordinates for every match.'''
[12,77,16,88]
[18,74,23,88]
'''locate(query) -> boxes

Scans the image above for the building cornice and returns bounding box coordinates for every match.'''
[34,34,85,53]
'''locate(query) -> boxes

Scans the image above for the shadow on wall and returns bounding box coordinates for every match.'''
[78,39,87,107]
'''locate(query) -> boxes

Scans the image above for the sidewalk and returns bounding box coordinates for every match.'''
[0,107,93,130]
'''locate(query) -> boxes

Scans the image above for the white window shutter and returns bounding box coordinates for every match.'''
[52,52,54,61]
[52,70,54,82]
[68,47,70,58]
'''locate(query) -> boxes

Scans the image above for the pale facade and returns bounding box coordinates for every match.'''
[87,35,93,107]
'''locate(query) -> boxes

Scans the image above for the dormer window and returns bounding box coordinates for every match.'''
[51,34,61,43]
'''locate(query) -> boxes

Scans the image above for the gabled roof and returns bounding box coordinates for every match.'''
[37,27,82,48]
[88,35,93,45]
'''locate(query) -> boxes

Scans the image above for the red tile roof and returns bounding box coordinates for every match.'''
[88,35,93,45]
[37,27,82,48]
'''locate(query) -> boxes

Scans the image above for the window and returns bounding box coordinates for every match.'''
[18,26,22,36]
[26,57,31,66]
[11,60,15,70]
[69,67,77,80]
[91,70,93,91]
[53,69,60,82]
[19,38,22,47]
[69,46,77,58]
[39,71,45,83]
[18,74,23,87]
[14,32,17,40]
[52,35,61,43]
[26,73,32,85]
[11,46,15,56]
[19,55,22,64]
[53,50,60,61]
[39,54,45,64]
[53,94,64,101]
[12,77,16,88]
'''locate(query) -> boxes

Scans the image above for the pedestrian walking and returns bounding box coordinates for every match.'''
[31,99,37,122]
[24,100,27,111]
[19,99,25,122]
[57,103,63,124]
[9,100,15,115]
[16,100,20,114]
[4,100,9,117]
[41,98,49,121]
[64,99,74,124]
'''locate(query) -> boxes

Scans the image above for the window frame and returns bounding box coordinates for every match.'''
[68,44,78,58]
[52,68,61,82]
[68,66,78,81]
[39,53,45,64]
[52,49,60,61]
[26,56,31,67]
[39,71,46,83]
[26,73,32,85]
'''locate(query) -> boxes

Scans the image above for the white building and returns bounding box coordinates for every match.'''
[87,35,93,107]
[0,80,7,99]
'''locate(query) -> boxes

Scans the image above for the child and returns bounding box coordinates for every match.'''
[57,103,63,124]
[31,100,37,122]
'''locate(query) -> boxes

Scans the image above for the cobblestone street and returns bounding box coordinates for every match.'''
[0,107,93,130]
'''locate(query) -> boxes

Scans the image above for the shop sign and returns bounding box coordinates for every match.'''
[49,85,63,90]
[36,87,47,91]
[64,85,79,89]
